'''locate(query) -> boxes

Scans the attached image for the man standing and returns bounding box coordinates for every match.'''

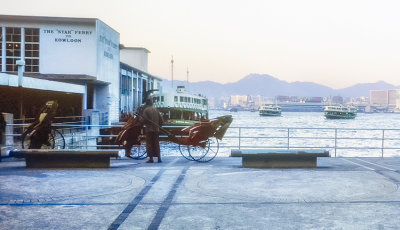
[142,98,163,163]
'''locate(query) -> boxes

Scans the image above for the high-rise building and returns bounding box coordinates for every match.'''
[370,89,400,111]
[230,95,248,107]
[370,90,389,106]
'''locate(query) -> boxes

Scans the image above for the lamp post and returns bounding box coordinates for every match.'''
[16,60,25,87]
[16,60,25,120]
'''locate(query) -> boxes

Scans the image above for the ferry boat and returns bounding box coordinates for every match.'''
[259,104,282,116]
[151,85,209,126]
[324,105,357,119]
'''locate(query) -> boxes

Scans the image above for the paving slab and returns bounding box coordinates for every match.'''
[1,156,400,229]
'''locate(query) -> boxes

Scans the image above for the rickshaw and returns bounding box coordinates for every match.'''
[116,114,233,162]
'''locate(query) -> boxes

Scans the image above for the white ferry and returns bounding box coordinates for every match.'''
[151,86,209,126]
[259,104,282,116]
[324,105,357,119]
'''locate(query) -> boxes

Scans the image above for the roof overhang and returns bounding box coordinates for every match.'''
[0,72,85,94]
[24,73,110,85]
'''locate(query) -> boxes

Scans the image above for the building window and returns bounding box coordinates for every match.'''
[121,74,127,94]
[5,27,21,72]
[24,28,40,73]
[120,74,131,95]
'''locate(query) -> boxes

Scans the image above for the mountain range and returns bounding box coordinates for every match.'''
[160,73,399,98]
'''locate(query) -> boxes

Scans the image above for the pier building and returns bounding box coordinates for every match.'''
[119,47,162,115]
[0,15,161,123]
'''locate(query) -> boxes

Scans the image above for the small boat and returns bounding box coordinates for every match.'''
[259,104,281,116]
[324,105,357,119]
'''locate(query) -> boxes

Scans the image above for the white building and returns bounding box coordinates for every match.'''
[120,47,149,73]
[0,15,162,123]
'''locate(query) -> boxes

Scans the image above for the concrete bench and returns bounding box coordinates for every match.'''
[231,149,329,168]
[10,149,123,168]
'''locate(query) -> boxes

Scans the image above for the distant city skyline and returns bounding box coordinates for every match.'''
[2,0,400,89]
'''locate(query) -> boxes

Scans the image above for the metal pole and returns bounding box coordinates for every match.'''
[21,27,25,62]
[85,125,88,150]
[238,127,241,150]
[131,70,134,112]
[16,60,25,120]
[382,130,385,157]
[136,71,139,109]
[335,129,337,157]
[287,128,290,150]
[16,60,25,87]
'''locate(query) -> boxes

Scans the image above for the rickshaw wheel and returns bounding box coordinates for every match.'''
[130,139,147,159]
[177,134,194,161]
[179,137,219,162]
[180,139,209,161]
[193,137,219,162]
[22,131,56,149]
[179,144,197,161]
[52,129,65,149]
[21,133,31,149]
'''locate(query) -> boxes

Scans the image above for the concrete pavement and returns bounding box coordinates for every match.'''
[1,156,400,229]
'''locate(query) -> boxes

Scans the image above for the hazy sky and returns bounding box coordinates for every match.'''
[2,0,400,89]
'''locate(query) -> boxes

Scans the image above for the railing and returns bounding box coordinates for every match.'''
[8,116,86,145]
[4,124,400,157]
[14,115,85,124]
[221,127,400,157]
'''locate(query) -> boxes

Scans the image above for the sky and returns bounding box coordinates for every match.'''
[1,0,400,89]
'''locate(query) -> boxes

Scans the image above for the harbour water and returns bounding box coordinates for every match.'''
[209,110,400,129]
[162,110,400,158]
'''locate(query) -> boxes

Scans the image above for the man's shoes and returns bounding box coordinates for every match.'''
[146,159,154,163]
[158,159,162,163]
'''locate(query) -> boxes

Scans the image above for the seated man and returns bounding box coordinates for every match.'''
[25,101,58,149]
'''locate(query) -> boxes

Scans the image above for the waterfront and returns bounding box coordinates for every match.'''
[6,110,399,159]
[161,110,400,158]
[3,111,400,229]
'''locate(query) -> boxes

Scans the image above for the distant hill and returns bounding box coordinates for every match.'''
[335,81,398,97]
[161,74,398,98]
